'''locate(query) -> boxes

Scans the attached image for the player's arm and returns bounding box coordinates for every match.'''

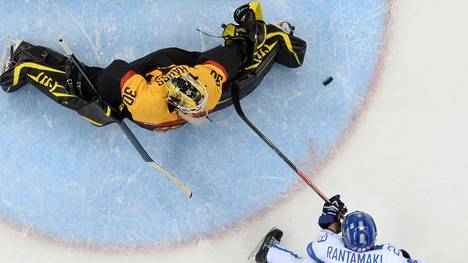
[303,230,342,263]
[119,70,146,107]
[120,70,175,124]
[304,242,324,263]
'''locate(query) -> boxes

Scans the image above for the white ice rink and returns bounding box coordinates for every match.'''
[0,0,467,262]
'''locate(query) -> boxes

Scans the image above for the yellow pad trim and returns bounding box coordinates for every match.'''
[118,103,125,112]
[81,116,104,127]
[105,106,112,117]
[249,2,264,21]
[51,92,76,97]
[222,24,237,38]
[13,62,65,86]
[246,41,278,71]
[266,32,302,66]
[255,23,267,49]
[27,71,76,98]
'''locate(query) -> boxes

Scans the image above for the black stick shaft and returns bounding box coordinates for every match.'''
[118,121,152,162]
[70,54,97,93]
[231,82,329,202]
[58,38,98,95]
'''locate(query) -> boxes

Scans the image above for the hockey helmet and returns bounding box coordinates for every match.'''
[166,73,208,114]
[342,211,377,252]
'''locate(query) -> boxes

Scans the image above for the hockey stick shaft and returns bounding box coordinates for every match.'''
[231,81,329,202]
[58,38,98,95]
[58,38,192,198]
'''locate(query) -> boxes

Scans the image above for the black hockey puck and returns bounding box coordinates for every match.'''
[322,76,333,86]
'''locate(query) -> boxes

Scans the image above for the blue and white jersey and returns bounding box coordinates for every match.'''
[303,230,410,263]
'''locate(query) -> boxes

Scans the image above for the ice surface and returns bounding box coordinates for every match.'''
[0,0,388,247]
[1,0,468,262]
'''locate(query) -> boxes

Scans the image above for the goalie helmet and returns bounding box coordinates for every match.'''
[166,73,208,114]
[342,211,377,252]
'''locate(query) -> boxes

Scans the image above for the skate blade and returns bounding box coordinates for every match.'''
[247,227,278,261]
[0,38,22,75]
[272,20,294,34]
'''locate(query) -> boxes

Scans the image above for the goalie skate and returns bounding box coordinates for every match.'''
[0,38,21,76]
[0,38,23,93]
[272,21,295,35]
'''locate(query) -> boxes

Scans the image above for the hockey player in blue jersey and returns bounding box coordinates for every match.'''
[252,195,424,263]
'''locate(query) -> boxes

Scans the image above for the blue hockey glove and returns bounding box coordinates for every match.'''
[318,195,347,229]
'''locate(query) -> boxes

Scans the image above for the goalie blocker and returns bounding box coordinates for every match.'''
[0,23,305,129]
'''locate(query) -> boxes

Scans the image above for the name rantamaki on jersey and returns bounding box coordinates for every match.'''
[326,246,383,263]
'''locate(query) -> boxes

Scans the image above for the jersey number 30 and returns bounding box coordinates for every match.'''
[123,87,137,106]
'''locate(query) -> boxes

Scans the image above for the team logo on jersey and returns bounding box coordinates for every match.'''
[246,42,278,71]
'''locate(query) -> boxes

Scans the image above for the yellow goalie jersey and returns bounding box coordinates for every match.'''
[119,60,228,131]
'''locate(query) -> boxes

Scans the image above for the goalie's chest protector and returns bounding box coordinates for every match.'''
[120,63,226,130]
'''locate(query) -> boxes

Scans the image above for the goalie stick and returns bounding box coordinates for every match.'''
[231,80,329,202]
[58,38,193,198]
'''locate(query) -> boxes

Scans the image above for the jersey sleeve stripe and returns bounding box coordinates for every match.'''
[120,70,137,88]
[271,244,300,259]
[136,118,186,128]
[203,60,228,80]
[307,242,325,263]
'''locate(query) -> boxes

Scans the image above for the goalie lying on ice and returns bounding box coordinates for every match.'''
[0,2,306,132]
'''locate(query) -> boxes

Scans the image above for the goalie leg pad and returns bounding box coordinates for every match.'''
[267,24,307,68]
[0,41,80,99]
[0,41,120,127]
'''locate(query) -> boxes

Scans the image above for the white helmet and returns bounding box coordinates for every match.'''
[166,73,208,115]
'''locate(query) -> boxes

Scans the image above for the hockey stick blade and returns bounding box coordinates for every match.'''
[118,121,193,198]
[231,81,329,202]
[148,162,193,198]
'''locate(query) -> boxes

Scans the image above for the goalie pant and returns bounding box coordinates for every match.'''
[266,230,425,263]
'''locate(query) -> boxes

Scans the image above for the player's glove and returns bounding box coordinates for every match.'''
[318,194,347,229]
